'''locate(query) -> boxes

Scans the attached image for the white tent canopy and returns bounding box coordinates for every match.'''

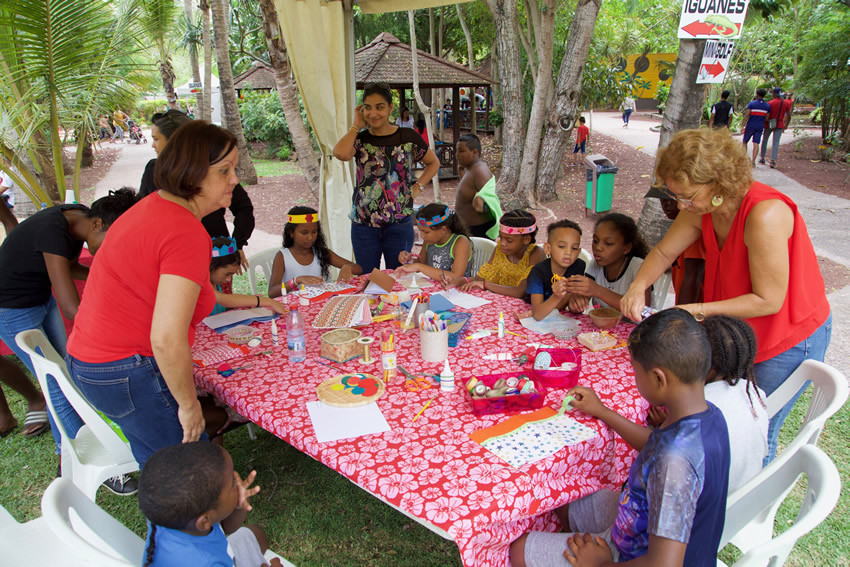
[273,0,474,260]
[175,75,222,125]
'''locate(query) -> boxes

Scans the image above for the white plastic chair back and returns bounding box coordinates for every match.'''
[247,247,280,294]
[41,478,143,566]
[650,271,672,309]
[0,501,88,566]
[468,237,495,276]
[719,445,840,567]
[15,329,138,499]
[579,247,592,267]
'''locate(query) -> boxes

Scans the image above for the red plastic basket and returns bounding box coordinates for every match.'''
[531,347,582,389]
[465,371,547,416]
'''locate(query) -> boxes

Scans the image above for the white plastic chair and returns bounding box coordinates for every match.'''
[724,359,848,554]
[718,444,841,567]
[0,500,91,566]
[579,247,592,267]
[247,247,280,294]
[468,237,495,276]
[650,271,672,309]
[41,477,143,566]
[15,330,139,500]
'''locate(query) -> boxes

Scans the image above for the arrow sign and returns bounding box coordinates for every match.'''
[681,20,741,38]
[678,1,750,39]
[697,40,734,84]
[701,61,725,78]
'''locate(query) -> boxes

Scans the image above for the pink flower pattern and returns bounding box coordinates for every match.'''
[192,281,645,567]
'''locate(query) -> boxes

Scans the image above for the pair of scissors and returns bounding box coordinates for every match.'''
[398,365,433,392]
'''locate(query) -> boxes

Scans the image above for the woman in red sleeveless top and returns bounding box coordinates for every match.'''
[621,128,831,464]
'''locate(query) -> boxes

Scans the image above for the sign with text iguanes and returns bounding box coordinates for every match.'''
[678,0,750,39]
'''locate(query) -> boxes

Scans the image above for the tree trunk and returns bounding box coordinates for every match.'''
[484,0,523,204]
[491,38,502,145]
[537,0,601,202]
[33,140,60,203]
[514,0,557,207]
[407,11,440,201]
[160,61,179,110]
[456,5,477,136]
[184,0,204,119]
[257,0,320,196]
[200,0,213,121]
[210,0,257,185]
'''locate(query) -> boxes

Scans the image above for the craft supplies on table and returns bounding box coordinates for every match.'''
[532,347,582,389]
[270,319,279,346]
[357,336,374,364]
[381,331,397,381]
[398,365,433,391]
[402,293,455,313]
[444,312,472,347]
[315,373,385,407]
[439,360,455,392]
[297,282,356,303]
[305,400,390,443]
[223,325,257,344]
[287,305,306,362]
[313,294,372,328]
[465,371,547,416]
[412,393,439,423]
[192,343,253,368]
[577,331,622,351]
[469,405,598,468]
[432,288,491,309]
[519,311,578,336]
[420,314,449,362]
[320,328,363,363]
[203,307,278,332]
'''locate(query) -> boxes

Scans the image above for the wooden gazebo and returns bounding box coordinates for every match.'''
[233,63,277,97]
[355,32,493,177]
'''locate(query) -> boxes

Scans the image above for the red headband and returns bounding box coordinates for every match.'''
[500,223,536,235]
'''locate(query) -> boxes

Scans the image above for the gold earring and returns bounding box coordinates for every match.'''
[711,194,724,207]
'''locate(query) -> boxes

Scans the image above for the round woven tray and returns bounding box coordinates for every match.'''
[316,373,385,408]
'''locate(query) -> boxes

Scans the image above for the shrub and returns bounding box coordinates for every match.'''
[238,91,292,153]
[276,146,291,161]
[136,98,196,124]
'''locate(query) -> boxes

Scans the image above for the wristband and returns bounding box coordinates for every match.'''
[694,303,706,322]
[464,277,470,284]
[255,295,261,308]
[287,279,297,292]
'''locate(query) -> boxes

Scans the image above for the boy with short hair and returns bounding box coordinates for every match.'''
[709,90,734,129]
[572,117,590,166]
[454,134,502,240]
[510,309,730,567]
[526,220,587,320]
[741,88,770,166]
[139,442,280,567]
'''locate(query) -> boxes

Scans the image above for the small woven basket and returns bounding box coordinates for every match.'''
[320,328,363,363]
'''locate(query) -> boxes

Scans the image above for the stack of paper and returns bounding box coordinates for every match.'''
[202,308,277,332]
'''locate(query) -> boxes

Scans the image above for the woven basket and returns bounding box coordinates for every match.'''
[320,328,363,363]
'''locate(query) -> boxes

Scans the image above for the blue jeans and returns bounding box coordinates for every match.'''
[754,313,832,465]
[0,296,83,452]
[622,109,633,123]
[760,128,784,162]
[351,216,415,272]
[66,353,205,467]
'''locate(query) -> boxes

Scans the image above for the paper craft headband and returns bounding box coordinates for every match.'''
[417,208,453,227]
[287,212,318,224]
[211,237,238,257]
[500,223,537,235]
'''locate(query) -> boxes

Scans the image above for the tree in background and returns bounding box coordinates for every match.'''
[179,0,206,119]
[140,0,181,110]
[200,0,213,121]
[210,0,257,185]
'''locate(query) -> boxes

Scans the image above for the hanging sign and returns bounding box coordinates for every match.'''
[678,0,750,39]
[696,39,734,83]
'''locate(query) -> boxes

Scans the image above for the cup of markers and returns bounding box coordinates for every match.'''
[419,311,449,362]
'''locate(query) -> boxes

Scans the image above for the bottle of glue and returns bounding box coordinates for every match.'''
[299,284,309,307]
[440,359,455,392]
[497,311,505,338]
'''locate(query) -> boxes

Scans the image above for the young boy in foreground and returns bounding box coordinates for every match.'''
[510,309,730,567]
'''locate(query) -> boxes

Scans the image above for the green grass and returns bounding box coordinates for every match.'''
[253,158,301,178]
[1,283,847,565]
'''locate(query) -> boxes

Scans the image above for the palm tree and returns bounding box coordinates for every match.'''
[179,0,205,118]
[199,0,213,121]
[140,0,181,110]
[0,0,153,204]
[210,0,257,185]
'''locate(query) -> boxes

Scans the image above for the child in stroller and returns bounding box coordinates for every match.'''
[126,119,148,144]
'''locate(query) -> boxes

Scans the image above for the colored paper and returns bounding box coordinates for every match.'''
[313,294,372,328]
[433,289,491,309]
[306,401,390,443]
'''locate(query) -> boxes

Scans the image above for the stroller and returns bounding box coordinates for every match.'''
[126,119,147,144]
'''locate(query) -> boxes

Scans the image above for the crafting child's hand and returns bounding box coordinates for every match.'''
[460,280,485,292]
[565,275,595,296]
[514,308,532,321]
[396,262,420,274]
[235,469,260,511]
[398,250,413,265]
[568,294,590,314]
[647,405,668,428]
[565,386,608,419]
[298,276,324,286]
[564,533,613,567]
[337,264,354,282]
[178,400,205,444]
[260,297,288,315]
[552,277,569,298]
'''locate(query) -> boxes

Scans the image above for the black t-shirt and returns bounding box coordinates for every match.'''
[526,257,587,300]
[0,205,86,308]
[712,100,734,127]
[138,158,255,247]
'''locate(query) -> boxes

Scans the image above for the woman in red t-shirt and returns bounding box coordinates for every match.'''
[621,128,831,464]
[67,121,243,466]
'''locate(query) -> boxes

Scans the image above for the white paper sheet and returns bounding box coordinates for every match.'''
[519,311,574,335]
[363,281,391,295]
[202,307,275,330]
[433,288,491,309]
[306,401,390,443]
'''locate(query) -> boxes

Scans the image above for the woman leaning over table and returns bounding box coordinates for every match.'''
[620,128,831,465]
[66,121,243,467]
[333,82,440,272]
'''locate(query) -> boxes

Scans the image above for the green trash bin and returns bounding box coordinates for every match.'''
[584,154,618,215]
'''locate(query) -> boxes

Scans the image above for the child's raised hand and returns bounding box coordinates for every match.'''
[398,250,412,265]
[337,264,354,282]
[565,275,595,296]
[565,386,607,418]
[568,294,590,314]
[234,470,260,511]
[564,533,613,567]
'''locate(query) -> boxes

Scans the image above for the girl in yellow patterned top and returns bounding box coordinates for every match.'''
[451,210,546,298]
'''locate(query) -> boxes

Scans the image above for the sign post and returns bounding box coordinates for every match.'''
[697,39,734,83]
[678,0,750,39]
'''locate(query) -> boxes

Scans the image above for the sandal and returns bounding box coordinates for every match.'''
[22,410,49,437]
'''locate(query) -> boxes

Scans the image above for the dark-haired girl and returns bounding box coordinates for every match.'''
[453,210,546,298]
[397,203,474,282]
[333,82,440,272]
[268,206,362,299]
[209,237,287,316]
[0,188,137,448]
[567,212,651,313]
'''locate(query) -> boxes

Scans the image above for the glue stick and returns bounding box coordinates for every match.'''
[381,331,396,382]
[497,312,505,338]
[299,284,309,306]
[270,319,279,346]
[440,360,455,392]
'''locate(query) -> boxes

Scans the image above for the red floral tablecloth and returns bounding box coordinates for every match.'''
[192,281,647,567]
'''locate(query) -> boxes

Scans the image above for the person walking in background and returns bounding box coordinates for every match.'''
[709,90,734,129]
[111,108,127,143]
[741,88,770,167]
[620,95,636,127]
[759,87,794,169]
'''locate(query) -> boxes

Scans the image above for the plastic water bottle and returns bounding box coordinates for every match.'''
[287,305,306,363]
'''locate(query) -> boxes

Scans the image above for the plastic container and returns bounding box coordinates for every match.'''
[531,347,582,389]
[466,371,547,416]
[287,305,306,363]
[588,307,621,329]
[420,327,449,362]
[550,318,580,340]
[444,312,472,347]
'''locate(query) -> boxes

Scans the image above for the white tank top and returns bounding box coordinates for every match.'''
[280,247,323,283]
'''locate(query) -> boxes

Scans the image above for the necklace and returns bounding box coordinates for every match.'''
[605,256,629,282]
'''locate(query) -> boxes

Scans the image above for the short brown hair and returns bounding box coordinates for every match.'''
[154,121,238,199]
[655,128,752,201]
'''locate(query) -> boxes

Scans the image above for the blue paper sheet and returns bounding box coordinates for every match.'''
[401,294,455,313]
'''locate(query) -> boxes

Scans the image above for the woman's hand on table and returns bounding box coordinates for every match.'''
[178,399,205,443]
[337,264,354,282]
[566,386,608,419]
[259,297,287,315]
[234,469,260,511]
[564,533,614,567]
[620,282,647,322]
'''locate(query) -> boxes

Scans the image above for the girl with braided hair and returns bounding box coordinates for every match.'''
[649,314,768,491]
